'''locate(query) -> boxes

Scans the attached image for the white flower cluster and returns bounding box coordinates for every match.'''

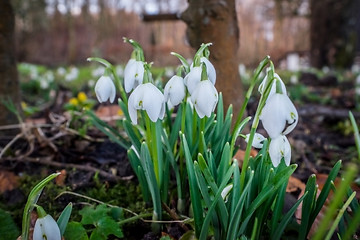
[247,71,298,167]
[94,53,219,125]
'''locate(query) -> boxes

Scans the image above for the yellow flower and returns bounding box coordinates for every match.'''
[77,92,87,103]
[21,101,28,109]
[69,97,79,106]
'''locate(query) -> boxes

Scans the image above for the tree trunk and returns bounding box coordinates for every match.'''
[310,0,357,68]
[0,0,21,134]
[181,0,244,118]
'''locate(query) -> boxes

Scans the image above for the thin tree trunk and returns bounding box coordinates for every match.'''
[181,0,244,119]
[0,0,21,134]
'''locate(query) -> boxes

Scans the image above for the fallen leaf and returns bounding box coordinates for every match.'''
[55,169,67,186]
[234,149,258,167]
[287,176,306,193]
[0,170,19,193]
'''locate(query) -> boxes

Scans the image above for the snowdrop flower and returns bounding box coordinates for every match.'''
[269,135,291,167]
[33,214,61,240]
[258,72,287,98]
[191,80,218,118]
[260,93,298,138]
[92,66,105,78]
[221,184,233,202]
[94,76,116,103]
[124,59,145,93]
[200,57,216,85]
[184,66,202,94]
[65,67,79,82]
[164,75,185,106]
[245,133,266,149]
[128,83,165,124]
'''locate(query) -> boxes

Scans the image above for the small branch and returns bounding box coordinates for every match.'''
[2,155,133,181]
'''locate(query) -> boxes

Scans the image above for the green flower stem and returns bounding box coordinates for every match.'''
[199,118,206,154]
[192,108,198,149]
[144,115,160,186]
[239,61,275,192]
[110,66,128,106]
[233,56,270,135]
[195,43,212,57]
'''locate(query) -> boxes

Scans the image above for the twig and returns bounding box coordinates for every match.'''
[162,202,189,231]
[2,155,133,181]
[0,132,23,159]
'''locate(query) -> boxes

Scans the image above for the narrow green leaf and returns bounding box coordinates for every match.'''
[325,192,356,240]
[313,165,356,240]
[349,111,360,161]
[309,160,342,226]
[226,170,254,240]
[181,134,203,237]
[272,192,308,240]
[57,202,73,236]
[299,174,317,240]
[22,173,61,240]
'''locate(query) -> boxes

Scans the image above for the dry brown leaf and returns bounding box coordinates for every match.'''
[55,169,67,186]
[0,170,19,193]
[287,176,306,193]
[233,149,258,167]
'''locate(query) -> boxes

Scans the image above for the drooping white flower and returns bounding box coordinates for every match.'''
[33,214,61,240]
[260,93,298,138]
[245,133,266,149]
[191,80,218,118]
[94,75,116,103]
[184,66,202,94]
[128,83,165,124]
[221,184,233,202]
[124,59,145,93]
[258,72,287,98]
[200,57,216,85]
[164,75,185,106]
[269,135,291,167]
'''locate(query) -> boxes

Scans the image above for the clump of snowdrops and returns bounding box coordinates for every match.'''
[20,38,359,240]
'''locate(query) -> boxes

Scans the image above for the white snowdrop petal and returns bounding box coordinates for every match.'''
[142,84,164,122]
[128,91,139,125]
[282,98,299,135]
[191,80,218,118]
[245,133,266,149]
[164,75,185,106]
[33,215,61,240]
[260,94,286,138]
[134,61,145,86]
[201,57,216,85]
[269,135,291,167]
[95,76,116,103]
[124,59,137,93]
[184,66,202,94]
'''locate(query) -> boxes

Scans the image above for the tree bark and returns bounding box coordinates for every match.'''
[0,0,21,134]
[181,0,244,118]
[310,0,357,68]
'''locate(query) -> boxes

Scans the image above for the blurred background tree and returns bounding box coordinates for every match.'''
[310,0,360,68]
[181,0,244,117]
[0,0,21,134]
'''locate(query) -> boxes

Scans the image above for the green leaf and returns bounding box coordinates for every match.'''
[90,217,123,240]
[349,111,360,161]
[299,174,317,240]
[181,134,204,237]
[80,205,109,226]
[22,172,61,240]
[0,209,20,240]
[64,222,89,240]
[57,202,73,236]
